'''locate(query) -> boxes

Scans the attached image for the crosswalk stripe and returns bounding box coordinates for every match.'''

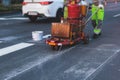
[0,42,34,56]
[0,34,51,42]
[0,34,51,56]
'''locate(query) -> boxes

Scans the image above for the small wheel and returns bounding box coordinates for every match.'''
[83,35,89,44]
[29,16,37,22]
[51,46,55,50]
[51,46,60,51]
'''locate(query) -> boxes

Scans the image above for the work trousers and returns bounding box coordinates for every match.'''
[92,20,103,29]
[92,20,103,34]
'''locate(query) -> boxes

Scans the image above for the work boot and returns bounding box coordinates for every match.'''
[93,33,99,39]
[93,32,102,39]
[98,32,102,36]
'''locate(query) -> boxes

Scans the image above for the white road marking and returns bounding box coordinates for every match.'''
[0,41,3,43]
[0,34,51,55]
[4,45,76,80]
[0,42,34,57]
[0,17,47,20]
[0,17,28,20]
[63,44,120,80]
[113,14,120,17]
[0,34,50,43]
[84,50,120,80]
[0,36,19,41]
[0,34,50,56]
[43,34,51,39]
[0,18,7,20]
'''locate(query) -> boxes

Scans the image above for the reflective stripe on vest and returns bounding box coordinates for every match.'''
[94,28,101,34]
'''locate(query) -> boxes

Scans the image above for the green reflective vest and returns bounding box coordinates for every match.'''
[91,4,104,21]
[64,0,68,19]
[64,6,68,19]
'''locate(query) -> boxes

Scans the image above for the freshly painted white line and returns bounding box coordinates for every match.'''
[4,45,76,80]
[84,49,120,80]
[43,34,51,39]
[0,42,34,56]
[113,14,120,17]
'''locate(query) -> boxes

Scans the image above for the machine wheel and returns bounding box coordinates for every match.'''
[83,35,89,44]
[51,46,60,51]
[29,16,37,22]
[56,8,63,22]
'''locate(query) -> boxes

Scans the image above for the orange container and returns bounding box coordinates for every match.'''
[79,0,88,17]
[81,5,87,17]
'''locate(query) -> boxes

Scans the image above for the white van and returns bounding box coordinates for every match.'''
[22,0,64,22]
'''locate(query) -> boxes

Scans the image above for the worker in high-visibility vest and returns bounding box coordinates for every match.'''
[91,0,104,38]
[63,0,68,19]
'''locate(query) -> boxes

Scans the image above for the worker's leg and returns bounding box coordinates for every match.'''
[92,20,98,38]
[97,20,103,35]
[92,20,97,28]
[93,20,103,38]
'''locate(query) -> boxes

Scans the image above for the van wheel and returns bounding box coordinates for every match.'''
[29,16,37,22]
[56,9,63,22]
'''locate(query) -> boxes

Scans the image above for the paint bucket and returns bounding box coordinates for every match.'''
[32,31,43,41]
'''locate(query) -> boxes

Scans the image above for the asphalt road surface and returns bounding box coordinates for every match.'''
[0,2,120,80]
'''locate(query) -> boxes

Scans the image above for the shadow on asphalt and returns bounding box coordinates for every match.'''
[27,18,60,24]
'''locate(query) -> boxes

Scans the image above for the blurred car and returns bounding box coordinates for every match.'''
[22,0,64,22]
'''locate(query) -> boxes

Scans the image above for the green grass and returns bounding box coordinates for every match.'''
[0,4,22,12]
